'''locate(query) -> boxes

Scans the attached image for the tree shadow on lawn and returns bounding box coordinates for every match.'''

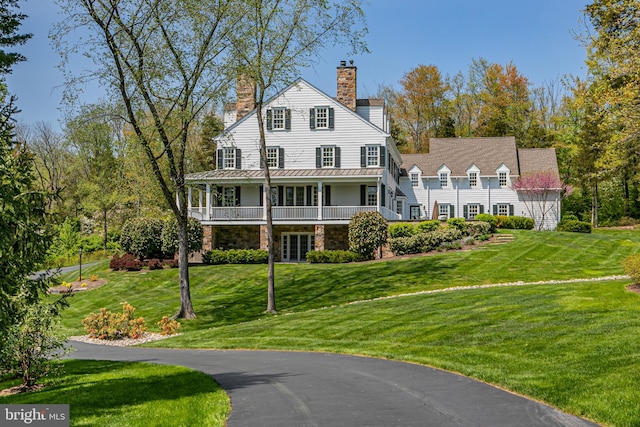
[0,360,218,420]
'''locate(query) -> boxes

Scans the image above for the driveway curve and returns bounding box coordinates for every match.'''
[69,341,598,426]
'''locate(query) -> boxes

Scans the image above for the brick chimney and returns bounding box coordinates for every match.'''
[337,60,357,111]
[236,75,255,121]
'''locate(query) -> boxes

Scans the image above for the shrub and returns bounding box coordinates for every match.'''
[618,216,638,226]
[474,214,497,233]
[122,254,143,271]
[389,227,463,256]
[164,259,179,268]
[495,215,534,230]
[557,220,592,233]
[561,214,579,222]
[446,217,467,233]
[623,254,640,285]
[466,221,491,237]
[348,211,388,260]
[416,220,441,233]
[202,249,269,265]
[147,258,163,270]
[157,316,181,336]
[120,217,165,259]
[160,217,204,257]
[109,253,122,271]
[388,223,416,238]
[306,250,360,263]
[82,302,147,340]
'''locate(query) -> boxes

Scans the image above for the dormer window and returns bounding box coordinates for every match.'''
[499,172,507,187]
[310,107,334,129]
[410,173,419,187]
[469,172,478,187]
[439,172,448,188]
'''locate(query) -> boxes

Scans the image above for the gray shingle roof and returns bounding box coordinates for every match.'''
[185,168,385,183]
[517,148,559,179]
[401,137,520,176]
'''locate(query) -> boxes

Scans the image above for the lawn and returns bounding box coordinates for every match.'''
[0,360,230,427]
[30,228,640,426]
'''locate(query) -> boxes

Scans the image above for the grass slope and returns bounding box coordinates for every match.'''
[0,360,230,426]
[54,229,640,426]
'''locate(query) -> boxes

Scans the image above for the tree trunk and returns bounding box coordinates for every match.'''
[102,209,108,252]
[174,206,196,319]
[256,104,277,314]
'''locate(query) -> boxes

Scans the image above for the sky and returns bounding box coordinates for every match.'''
[7,0,590,130]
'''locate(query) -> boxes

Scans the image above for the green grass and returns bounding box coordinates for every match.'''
[0,360,230,426]
[48,228,640,426]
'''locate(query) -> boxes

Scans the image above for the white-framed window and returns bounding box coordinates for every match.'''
[439,172,448,188]
[272,108,286,130]
[410,205,421,220]
[497,203,509,216]
[223,148,236,169]
[315,107,329,129]
[366,145,379,166]
[222,187,236,207]
[322,146,335,167]
[396,200,403,215]
[367,186,377,206]
[468,204,480,220]
[410,173,419,187]
[469,172,478,187]
[499,172,508,187]
[284,186,307,206]
[266,147,279,168]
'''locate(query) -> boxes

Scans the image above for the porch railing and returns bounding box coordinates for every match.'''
[189,205,401,221]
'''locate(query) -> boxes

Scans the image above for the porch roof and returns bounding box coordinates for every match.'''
[185,168,385,183]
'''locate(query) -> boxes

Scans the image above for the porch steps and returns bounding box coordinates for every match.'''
[492,234,514,244]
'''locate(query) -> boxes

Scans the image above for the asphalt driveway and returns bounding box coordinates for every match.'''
[69,341,598,426]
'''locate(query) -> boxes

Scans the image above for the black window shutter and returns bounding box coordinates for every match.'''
[450,205,455,217]
[266,109,273,130]
[285,109,291,130]
[328,108,335,129]
[360,147,366,167]
[316,147,321,168]
[360,185,366,206]
[235,186,241,206]
[259,185,263,206]
[278,148,285,168]
[335,147,341,168]
[309,108,316,129]
[480,205,485,214]
[380,146,386,167]
[306,185,312,206]
[381,184,386,207]
[463,205,468,219]
[278,186,284,207]
[217,149,223,169]
[325,185,331,205]
[509,204,514,216]
[493,205,498,215]
[235,149,241,169]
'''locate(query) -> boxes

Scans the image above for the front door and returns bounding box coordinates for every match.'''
[282,233,315,262]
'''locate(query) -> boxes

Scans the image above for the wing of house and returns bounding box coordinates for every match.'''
[397,137,562,230]
[185,64,562,261]
[185,61,402,261]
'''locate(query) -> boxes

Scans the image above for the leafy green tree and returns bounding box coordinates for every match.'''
[226,0,367,313]
[161,217,203,256]
[0,0,30,74]
[56,0,236,318]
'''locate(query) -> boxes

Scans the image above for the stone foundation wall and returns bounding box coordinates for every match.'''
[323,225,349,251]
[211,225,261,250]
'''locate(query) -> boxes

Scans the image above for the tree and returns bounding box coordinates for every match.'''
[394,64,451,152]
[511,171,573,230]
[0,0,30,74]
[348,211,388,260]
[55,0,236,318]
[226,0,366,313]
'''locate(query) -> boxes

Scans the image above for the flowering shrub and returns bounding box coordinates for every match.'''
[348,211,388,260]
[90,274,99,281]
[82,302,147,340]
[157,316,181,336]
[446,217,467,233]
[474,214,497,232]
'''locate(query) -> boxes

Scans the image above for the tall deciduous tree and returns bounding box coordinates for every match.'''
[227,0,366,313]
[55,0,236,318]
[394,64,451,153]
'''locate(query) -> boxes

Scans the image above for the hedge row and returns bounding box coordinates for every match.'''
[306,250,360,263]
[557,219,592,233]
[495,215,534,230]
[202,249,269,265]
[110,254,178,271]
[389,228,464,256]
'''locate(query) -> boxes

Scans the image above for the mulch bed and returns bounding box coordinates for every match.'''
[49,279,107,294]
[626,283,640,294]
[0,384,45,396]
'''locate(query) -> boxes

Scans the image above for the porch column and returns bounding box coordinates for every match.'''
[263,185,267,220]
[377,179,381,210]
[315,224,325,251]
[259,224,268,250]
[205,184,211,220]
[187,187,193,210]
[198,187,203,212]
[317,181,323,220]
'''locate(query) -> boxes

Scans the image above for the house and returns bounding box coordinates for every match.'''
[184,62,561,261]
[398,137,562,230]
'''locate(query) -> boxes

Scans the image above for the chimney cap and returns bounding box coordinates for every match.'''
[340,60,346,67]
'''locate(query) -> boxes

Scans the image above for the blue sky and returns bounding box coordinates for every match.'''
[7,0,589,129]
